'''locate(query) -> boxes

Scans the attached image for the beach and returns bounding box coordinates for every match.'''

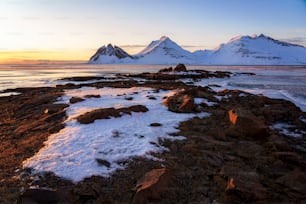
[0,65,305,203]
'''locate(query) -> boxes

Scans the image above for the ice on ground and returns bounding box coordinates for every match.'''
[23,87,209,182]
[194,98,217,107]
[271,123,305,138]
[193,73,306,112]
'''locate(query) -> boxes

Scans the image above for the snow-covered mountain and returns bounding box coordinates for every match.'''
[89,34,306,65]
[197,34,306,65]
[89,44,134,64]
[134,36,195,64]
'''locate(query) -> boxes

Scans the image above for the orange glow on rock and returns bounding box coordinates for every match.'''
[227,177,235,190]
[228,109,238,125]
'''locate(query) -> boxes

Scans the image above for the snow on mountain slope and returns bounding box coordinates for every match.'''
[88,34,306,65]
[89,44,134,64]
[197,34,306,65]
[135,36,195,64]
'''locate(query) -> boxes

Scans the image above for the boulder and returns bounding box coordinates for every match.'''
[220,166,267,201]
[164,94,196,113]
[174,63,187,72]
[132,168,171,204]
[69,97,84,104]
[227,108,269,139]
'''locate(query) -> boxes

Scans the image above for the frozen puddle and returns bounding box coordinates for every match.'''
[23,87,209,182]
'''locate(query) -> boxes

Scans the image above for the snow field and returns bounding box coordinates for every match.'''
[23,87,209,182]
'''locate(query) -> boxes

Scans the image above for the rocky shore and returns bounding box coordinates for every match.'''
[0,64,305,203]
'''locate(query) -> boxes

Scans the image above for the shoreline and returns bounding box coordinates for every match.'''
[0,67,305,203]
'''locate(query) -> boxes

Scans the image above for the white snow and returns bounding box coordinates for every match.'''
[23,87,209,182]
[271,123,305,137]
[193,71,306,112]
[194,98,217,107]
[88,34,306,65]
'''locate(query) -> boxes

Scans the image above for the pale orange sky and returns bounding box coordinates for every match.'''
[1,0,305,64]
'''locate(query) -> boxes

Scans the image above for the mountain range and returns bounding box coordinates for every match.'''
[89,34,306,65]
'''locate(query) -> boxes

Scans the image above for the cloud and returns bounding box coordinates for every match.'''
[280,37,306,46]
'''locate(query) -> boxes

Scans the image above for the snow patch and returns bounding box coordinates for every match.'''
[271,123,305,138]
[23,87,209,182]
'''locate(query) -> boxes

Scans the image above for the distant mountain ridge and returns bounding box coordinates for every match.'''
[89,34,306,65]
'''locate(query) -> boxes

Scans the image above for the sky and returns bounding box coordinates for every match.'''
[0,0,306,63]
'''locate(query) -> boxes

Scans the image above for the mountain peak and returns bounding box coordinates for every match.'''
[89,43,133,63]
[160,36,170,41]
[89,34,306,65]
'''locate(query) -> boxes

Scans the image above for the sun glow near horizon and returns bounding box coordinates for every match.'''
[0,0,305,64]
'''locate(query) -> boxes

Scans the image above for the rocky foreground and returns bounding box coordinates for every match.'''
[0,64,305,203]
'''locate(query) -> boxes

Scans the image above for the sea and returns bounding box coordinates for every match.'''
[0,64,305,112]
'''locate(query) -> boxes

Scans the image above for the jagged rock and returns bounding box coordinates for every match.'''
[77,105,148,124]
[164,94,196,113]
[227,108,269,139]
[220,166,267,201]
[174,63,187,72]
[132,168,171,204]
[158,67,173,73]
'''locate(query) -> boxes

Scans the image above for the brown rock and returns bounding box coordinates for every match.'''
[69,97,85,104]
[221,166,267,201]
[18,188,72,204]
[133,168,171,204]
[227,108,268,139]
[150,123,162,127]
[174,63,187,72]
[77,105,148,124]
[164,94,196,113]
[96,158,111,168]
[158,67,173,73]
[276,168,306,198]
[84,94,101,98]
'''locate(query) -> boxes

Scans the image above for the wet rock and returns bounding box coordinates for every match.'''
[77,105,148,124]
[69,97,84,104]
[174,63,187,72]
[132,168,171,204]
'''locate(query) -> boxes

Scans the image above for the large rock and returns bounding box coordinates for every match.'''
[132,168,171,204]
[174,63,187,72]
[220,165,267,201]
[227,108,269,139]
[164,94,196,113]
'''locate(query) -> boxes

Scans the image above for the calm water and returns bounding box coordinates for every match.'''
[0,64,305,111]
